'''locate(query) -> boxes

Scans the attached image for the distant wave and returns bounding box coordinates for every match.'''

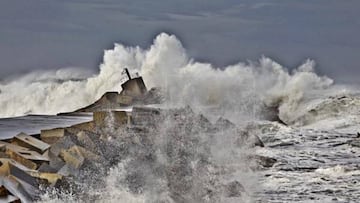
[1,33,354,125]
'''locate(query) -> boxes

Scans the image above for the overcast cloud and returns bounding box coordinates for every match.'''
[0,0,359,83]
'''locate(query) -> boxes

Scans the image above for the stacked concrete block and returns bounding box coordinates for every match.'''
[40,128,67,145]
[0,131,70,201]
[11,133,50,154]
[117,95,133,106]
[0,105,270,202]
[131,107,163,126]
[93,110,130,128]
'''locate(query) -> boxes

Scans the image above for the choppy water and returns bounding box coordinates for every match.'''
[254,123,360,202]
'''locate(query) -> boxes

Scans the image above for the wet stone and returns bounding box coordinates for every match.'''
[40,128,67,145]
[0,194,20,203]
[49,135,78,156]
[214,117,236,130]
[11,133,50,154]
[224,181,245,197]
[42,150,65,171]
[348,139,360,148]
[253,155,277,168]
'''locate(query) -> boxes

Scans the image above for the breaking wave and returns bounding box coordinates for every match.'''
[0,33,357,127]
[37,106,259,203]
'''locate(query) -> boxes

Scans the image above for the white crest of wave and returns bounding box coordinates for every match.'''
[0,33,335,123]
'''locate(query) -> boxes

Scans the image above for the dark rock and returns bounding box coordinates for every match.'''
[254,155,277,168]
[349,139,360,148]
[215,117,236,130]
[224,181,245,197]
[236,130,264,147]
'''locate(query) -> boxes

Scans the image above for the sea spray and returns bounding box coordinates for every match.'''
[37,106,262,203]
[0,33,336,126]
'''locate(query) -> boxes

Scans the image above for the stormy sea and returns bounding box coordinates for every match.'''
[1,33,359,202]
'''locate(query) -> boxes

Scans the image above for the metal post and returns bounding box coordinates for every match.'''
[124,68,131,80]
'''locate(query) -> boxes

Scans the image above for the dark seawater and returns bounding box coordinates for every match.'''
[0,114,92,139]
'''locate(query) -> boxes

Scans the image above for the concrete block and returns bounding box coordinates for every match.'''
[4,149,37,170]
[76,131,98,153]
[1,142,49,169]
[0,158,31,172]
[59,148,85,169]
[93,111,129,127]
[117,95,133,105]
[0,194,20,202]
[68,121,96,134]
[215,117,236,130]
[49,135,77,156]
[0,141,29,152]
[42,150,65,171]
[11,133,50,153]
[70,146,101,162]
[37,163,58,173]
[131,107,162,126]
[40,128,66,144]
[224,181,245,197]
[57,164,79,177]
[0,159,38,188]
[120,77,147,97]
[0,185,8,196]
[1,176,35,203]
[59,145,103,171]
[27,171,62,186]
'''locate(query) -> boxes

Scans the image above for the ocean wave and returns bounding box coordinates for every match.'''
[0,33,353,127]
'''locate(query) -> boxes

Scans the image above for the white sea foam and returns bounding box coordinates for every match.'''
[0,33,347,127]
[315,165,360,177]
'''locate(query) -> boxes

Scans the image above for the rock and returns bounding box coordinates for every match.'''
[4,149,38,170]
[215,117,236,130]
[1,176,34,203]
[0,159,40,201]
[253,155,277,168]
[141,87,165,104]
[75,131,98,153]
[59,147,85,169]
[57,164,79,177]
[40,128,67,144]
[11,133,50,154]
[49,135,78,156]
[68,121,96,134]
[93,111,129,128]
[117,95,133,106]
[1,142,49,170]
[0,194,21,202]
[349,139,360,147]
[37,163,58,173]
[131,107,163,126]
[42,150,65,172]
[59,145,102,170]
[224,181,245,197]
[0,159,38,187]
[0,184,8,196]
[27,171,62,186]
[236,130,264,147]
[196,114,213,131]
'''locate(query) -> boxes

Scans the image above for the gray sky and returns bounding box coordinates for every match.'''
[0,0,359,83]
